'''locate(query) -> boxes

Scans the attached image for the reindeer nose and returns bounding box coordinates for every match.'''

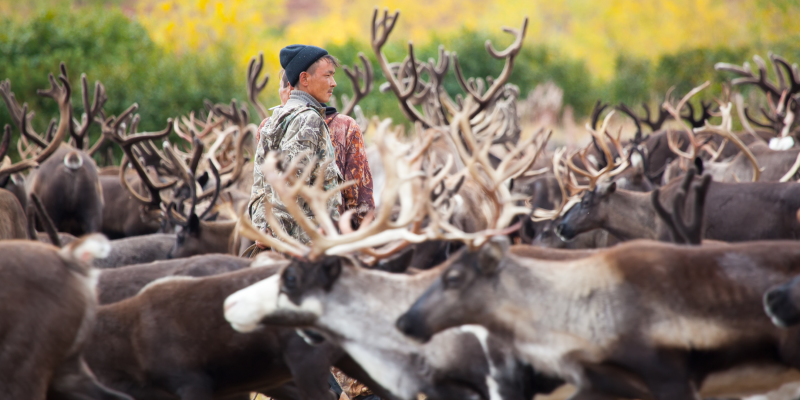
[396,313,413,335]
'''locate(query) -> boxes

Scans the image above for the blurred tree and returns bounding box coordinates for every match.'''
[0,5,241,160]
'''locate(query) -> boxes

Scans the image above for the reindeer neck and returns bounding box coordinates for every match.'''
[601,190,658,241]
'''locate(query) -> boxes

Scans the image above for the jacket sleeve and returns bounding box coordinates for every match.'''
[343,120,375,224]
[248,118,271,233]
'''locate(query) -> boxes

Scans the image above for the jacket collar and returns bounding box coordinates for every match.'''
[286,90,324,112]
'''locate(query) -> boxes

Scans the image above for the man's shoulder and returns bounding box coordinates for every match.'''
[283,104,325,128]
[328,114,361,134]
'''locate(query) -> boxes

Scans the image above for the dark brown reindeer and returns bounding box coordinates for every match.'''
[99,103,177,238]
[96,253,261,305]
[0,64,78,221]
[85,264,389,400]
[398,230,800,399]
[651,168,712,245]
[0,235,133,400]
[7,63,109,236]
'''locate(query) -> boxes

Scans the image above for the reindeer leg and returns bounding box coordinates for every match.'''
[283,335,340,400]
[47,354,133,400]
[613,347,698,400]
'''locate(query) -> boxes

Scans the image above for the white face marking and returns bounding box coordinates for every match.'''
[224,275,281,333]
[276,292,323,316]
[631,152,644,169]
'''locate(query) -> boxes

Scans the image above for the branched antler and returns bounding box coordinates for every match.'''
[100,103,176,207]
[247,52,270,121]
[452,17,528,118]
[341,53,374,116]
[70,73,107,150]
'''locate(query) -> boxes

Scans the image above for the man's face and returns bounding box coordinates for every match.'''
[299,58,336,103]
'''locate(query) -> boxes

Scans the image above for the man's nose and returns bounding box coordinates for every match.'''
[330,77,336,88]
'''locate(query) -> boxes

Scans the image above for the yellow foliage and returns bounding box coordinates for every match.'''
[4,0,798,82]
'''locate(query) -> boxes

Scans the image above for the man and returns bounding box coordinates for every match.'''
[248,45,374,252]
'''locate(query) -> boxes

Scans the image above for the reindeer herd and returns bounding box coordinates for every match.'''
[6,7,800,400]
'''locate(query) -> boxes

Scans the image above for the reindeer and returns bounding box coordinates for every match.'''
[97,253,255,304]
[3,64,109,236]
[84,264,390,400]
[553,84,800,244]
[0,235,133,400]
[398,234,800,400]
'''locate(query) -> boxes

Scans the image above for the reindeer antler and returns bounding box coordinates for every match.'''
[341,53,374,116]
[453,17,527,118]
[239,118,431,259]
[247,52,270,121]
[70,73,107,150]
[101,104,177,207]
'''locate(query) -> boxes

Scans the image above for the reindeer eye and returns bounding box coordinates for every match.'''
[444,269,463,287]
[283,273,298,292]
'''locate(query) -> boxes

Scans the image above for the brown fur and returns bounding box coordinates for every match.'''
[0,187,27,239]
[556,177,800,242]
[96,254,251,304]
[99,175,161,239]
[400,240,800,400]
[30,146,104,236]
[0,239,130,400]
[84,266,362,400]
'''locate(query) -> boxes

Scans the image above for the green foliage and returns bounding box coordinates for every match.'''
[326,29,596,125]
[0,6,241,159]
[606,54,651,106]
[4,5,800,152]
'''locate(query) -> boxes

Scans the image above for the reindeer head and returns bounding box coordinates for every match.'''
[554,181,617,242]
[396,236,509,342]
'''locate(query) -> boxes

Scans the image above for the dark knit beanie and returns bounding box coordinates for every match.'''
[280,45,329,86]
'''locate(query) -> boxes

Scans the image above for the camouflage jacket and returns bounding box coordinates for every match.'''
[326,112,374,227]
[248,90,343,244]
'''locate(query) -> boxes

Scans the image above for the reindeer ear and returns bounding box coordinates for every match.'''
[319,257,342,290]
[477,236,509,275]
[188,214,200,235]
[598,181,616,196]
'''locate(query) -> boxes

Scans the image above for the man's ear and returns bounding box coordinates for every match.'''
[477,236,509,275]
[598,181,616,197]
